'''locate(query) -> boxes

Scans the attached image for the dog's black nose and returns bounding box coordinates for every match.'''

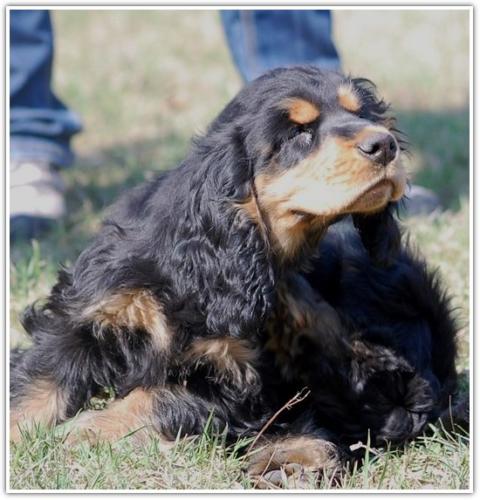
[357,132,398,166]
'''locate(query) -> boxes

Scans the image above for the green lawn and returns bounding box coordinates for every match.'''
[9,9,470,490]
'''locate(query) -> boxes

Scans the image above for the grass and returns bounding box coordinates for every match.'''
[9,9,470,490]
[10,420,255,490]
[9,420,469,491]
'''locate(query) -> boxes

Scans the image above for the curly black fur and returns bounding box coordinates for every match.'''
[270,220,458,446]
[10,66,458,458]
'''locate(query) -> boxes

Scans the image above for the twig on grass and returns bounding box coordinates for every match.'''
[247,387,311,455]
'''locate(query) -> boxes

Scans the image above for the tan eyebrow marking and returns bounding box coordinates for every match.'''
[282,97,320,124]
[337,83,361,113]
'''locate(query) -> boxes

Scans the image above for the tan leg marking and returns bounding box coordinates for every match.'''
[65,388,164,445]
[83,289,171,351]
[10,379,67,442]
[184,337,259,385]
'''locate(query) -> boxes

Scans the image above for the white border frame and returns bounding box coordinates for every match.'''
[3,3,474,495]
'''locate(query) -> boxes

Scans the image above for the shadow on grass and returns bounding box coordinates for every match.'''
[11,131,189,268]
[396,107,469,210]
[68,131,190,215]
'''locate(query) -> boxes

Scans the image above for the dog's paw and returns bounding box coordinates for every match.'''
[350,339,413,377]
[255,463,316,489]
[247,436,342,489]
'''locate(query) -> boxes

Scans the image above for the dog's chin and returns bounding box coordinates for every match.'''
[280,162,407,230]
[344,165,407,215]
[347,180,395,215]
[292,179,403,222]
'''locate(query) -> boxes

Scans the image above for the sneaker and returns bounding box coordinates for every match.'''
[10,161,66,242]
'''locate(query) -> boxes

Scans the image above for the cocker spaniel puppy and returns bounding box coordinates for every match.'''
[10,66,459,483]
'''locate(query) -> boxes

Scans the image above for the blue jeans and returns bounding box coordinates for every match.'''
[9,10,338,168]
[10,10,82,167]
[221,10,340,82]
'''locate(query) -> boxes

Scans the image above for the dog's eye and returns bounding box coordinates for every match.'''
[290,127,313,145]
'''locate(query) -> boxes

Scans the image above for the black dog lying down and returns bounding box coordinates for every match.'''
[10,66,459,483]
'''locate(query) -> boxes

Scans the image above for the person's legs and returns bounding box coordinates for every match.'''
[10,9,82,166]
[10,10,83,241]
[220,10,340,82]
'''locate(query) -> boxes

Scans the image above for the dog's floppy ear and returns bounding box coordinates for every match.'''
[353,202,402,267]
[175,122,276,340]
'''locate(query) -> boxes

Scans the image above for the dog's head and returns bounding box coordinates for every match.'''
[207,66,407,264]
[184,67,407,336]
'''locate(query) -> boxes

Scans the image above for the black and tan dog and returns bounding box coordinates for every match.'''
[10,66,459,482]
